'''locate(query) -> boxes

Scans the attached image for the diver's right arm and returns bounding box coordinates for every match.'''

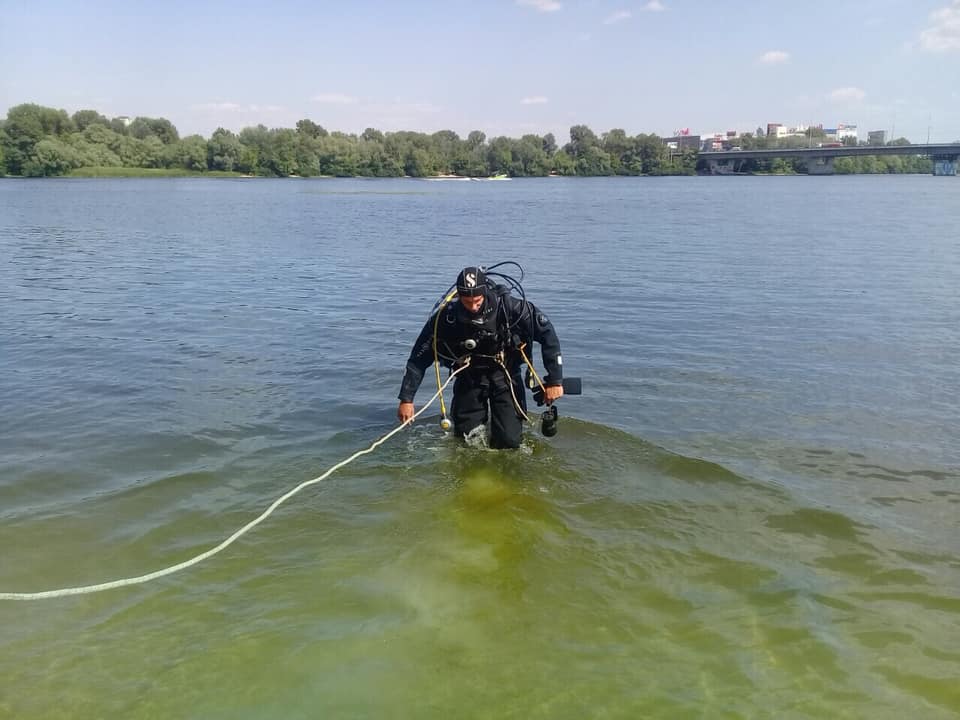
[397,402,415,424]
[397,315,439,422]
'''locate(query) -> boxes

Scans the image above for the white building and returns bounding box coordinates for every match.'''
[837,123,858,141]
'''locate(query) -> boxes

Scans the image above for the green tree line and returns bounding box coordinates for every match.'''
[2,103,938,178]
[0,103,698,178]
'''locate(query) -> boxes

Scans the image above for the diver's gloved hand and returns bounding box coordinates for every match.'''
[531,383,565,406]
[397,402,415,424]
[543,385,564,405]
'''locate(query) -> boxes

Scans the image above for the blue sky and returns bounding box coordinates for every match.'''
[2,0,959,142]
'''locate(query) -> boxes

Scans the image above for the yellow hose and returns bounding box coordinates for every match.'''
[433,290,459,422]
[517,343,546,395]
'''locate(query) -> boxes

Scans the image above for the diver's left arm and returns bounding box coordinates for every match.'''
[511,298,565,402]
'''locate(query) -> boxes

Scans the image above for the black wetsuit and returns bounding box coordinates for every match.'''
[398,285,563,449]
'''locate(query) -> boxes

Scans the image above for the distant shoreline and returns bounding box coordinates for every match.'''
[67,167,246,178]
[4,103,943,179]
[2,169,939,180]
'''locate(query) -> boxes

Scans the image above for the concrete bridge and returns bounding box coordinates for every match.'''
[699,143,960,176]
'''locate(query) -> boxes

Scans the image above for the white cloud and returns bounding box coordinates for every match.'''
[829,87,867,103]
[360,99,446,131]
[521,96,549,105]
[193,102,285,114]
[920,0,960,52]
[643,1,665,11]
[312,93,359,105]
[759,50,790,64]
[188,103,292,134]
[195,102,242,112]
[391,101,442,114]
[517,0,561,12]
[603,10,632,24]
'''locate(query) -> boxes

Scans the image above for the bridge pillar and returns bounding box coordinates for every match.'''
[932,155,959,176]
[708,159,737,175]
[806,156,835,175]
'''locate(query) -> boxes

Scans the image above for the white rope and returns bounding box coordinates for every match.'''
[0,366,467,601]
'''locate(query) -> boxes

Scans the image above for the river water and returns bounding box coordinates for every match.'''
[1,176,958,718]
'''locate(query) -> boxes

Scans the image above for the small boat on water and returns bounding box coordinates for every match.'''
[425,173,511,181]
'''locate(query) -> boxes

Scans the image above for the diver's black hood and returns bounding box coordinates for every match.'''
[456,267,486,296]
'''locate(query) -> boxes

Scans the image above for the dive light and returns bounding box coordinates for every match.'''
[540,406,559,437]
[530,376,582,407]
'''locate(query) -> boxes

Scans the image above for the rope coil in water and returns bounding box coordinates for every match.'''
[0,366,468,602]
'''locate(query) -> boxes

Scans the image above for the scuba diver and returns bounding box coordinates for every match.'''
[396,265,565,449]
